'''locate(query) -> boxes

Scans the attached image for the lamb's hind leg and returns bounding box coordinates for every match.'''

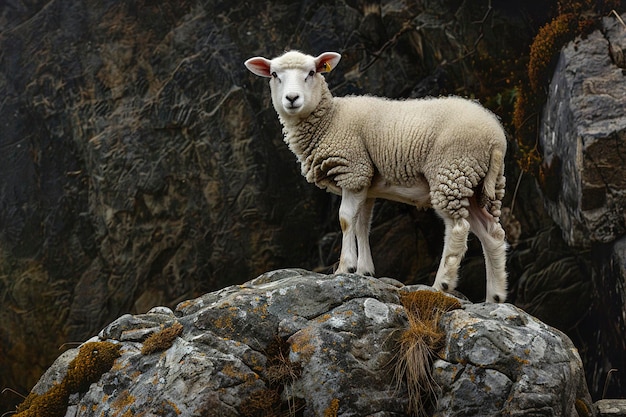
[432,213,471,294]
[355,197,375,275]
[467,196,508,303]
[337,188,375,275]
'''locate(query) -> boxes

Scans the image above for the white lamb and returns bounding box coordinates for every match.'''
[245,50,508,302]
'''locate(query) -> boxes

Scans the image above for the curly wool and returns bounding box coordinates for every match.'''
[280,80,506,219]
[245,50,508,302]
[280,85,374,193]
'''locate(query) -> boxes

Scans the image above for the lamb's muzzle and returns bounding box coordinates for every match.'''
[245,50,508,303]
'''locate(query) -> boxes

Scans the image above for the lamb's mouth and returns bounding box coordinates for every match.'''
[284,104,302,113]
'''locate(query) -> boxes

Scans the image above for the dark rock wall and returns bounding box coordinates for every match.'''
[4,0,624,412]
[0,0,334,401]
[535,13,626,399]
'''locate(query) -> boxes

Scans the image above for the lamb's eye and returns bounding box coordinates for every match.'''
[271,71,278,78]
[308,70,315,77]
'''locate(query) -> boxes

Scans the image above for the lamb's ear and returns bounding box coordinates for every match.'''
[244,57,273,77]
[315,52,341,73]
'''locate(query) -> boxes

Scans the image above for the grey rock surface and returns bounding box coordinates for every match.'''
[596,399,626,416]
[539,14,626,247]
[434,302,595,417]
[533,12,626,398]
[19,269,595,417]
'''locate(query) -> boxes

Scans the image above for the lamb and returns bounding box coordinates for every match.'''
[244,50,508,303]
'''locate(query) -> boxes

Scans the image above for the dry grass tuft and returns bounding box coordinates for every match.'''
[239,336,304,417]
[395,290,461,416]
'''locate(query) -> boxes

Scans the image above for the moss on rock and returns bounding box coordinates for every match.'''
[15,341,120,417]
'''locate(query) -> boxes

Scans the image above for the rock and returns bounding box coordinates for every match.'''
[16,269,595,417]
[508,228,626,401]
[0,1,554,404]
[604,14,626,69]
[534,12,626,399]
[596,399,626,416]
[510,227,592,332]
[434,302,595,417]
[539,14,626,247]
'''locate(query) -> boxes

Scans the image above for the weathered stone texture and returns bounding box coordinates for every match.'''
[534,13,626,399]
[19,269,595,417]
[597,399,626,417]
[435,303,594,417]
[540,15,626,247]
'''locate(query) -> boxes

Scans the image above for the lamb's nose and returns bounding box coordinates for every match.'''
[286,93,299,104]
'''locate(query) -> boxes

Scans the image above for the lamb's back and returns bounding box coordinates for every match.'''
[330,95,505,185]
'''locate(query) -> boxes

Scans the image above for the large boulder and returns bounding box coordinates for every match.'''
[15,269,595,417]
[539,15,626,248]
[534,12,626,398]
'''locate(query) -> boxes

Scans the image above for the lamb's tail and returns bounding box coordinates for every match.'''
[483,148,504,201]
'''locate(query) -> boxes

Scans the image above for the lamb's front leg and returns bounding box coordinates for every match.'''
[337,188,375,275]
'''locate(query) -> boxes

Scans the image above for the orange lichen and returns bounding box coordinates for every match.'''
[251,303,269,320]
[155,399,182,416]
[514,356,531,367]
[176,300,194,310]
[214,313,236,332]
[111,389,136,414]
[324,398,340,417]
[163,400,181,415]
[141,322,184,355]
[316,313,332,323]
[289,328,316,361]
[221,363,259,385]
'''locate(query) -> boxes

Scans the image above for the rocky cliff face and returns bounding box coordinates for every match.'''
[1,0,625,413]
[540,17,626,247]
[536,13,626,399]
[15,269,596,417]
[0,0,550,407]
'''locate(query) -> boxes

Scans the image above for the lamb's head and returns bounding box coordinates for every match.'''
[245,50,341,119]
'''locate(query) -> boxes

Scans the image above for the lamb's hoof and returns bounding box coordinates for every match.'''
[432,281,450,293]
[489,293,506,303]
[362,272,374,277]
[347,267,357,274]
[486,290,507,303]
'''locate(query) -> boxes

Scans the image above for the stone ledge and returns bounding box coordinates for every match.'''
[596,399,626,416]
